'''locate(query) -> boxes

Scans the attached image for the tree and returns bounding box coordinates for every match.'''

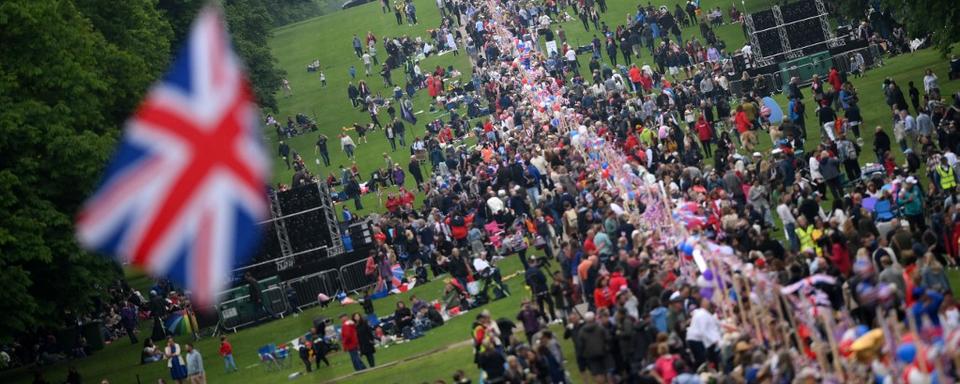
[0,0,171,341]
[158,0,286,112]
[0,0,290,341]
[75,0,174,122]
[224,0,285,112]
[836,0,960,55]
[261,0,323,27]
[883,0,960,55]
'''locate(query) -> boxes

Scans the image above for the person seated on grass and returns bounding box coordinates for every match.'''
[472,251,510,299]
[393,301,414,335]
[414,259,430,284]
[142,339,163,364]
[413,306,434,332]
[441,279,466,312]
[410,295,427,314]
[451,369,472,384]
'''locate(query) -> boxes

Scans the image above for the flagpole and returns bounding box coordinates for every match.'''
[820,310,845,378]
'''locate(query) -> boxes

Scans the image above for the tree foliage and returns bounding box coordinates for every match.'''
[835,0,959,54]
[262,0,324,27]
[156,0,287,111]
[0,0,290,341]
[0,0,167,340]
[884,0,960,54]
[224,0,286,112]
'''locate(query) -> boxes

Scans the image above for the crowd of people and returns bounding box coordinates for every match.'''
[13,276,214,384]
[282,0,960,383]
[19,0,960,383]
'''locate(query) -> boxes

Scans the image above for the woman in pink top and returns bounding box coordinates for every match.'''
[653,343,679,383]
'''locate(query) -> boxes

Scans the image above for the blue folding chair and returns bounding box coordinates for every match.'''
[273,344,290,368]
[257,345,280,372]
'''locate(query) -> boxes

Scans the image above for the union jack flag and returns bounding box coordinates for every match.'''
[76,7,270,307]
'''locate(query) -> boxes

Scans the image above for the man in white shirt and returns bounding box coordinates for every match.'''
[340,133,357,160]
[412,138,425,152]
[590,82,606,97]
[539,14,551,30]
[900,109,917,151]
[486,191,505,214]
[473,252,509,297]
[700,76,714,99]
[740,44,753,66]
[185,343,206,384]
[564,47,579,75]
[917,108,934,137]
[362,52,372,76]
[776,194,798,252]
[923,69,938,95]
[473,253,492,273]
[686,299,721,368]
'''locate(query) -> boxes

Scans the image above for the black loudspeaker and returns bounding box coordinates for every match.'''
[345,220,374,251]
[780,0,818,23]
[751,10,777,31]
[757,29,784,57]
[786,19,826,49]
[277,184,332,252]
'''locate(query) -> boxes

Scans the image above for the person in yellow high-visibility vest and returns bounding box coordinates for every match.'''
[795,216,820,256]
[936,157,957,196]
[810,223,824,257]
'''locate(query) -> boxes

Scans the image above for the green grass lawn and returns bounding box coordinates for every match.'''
[266,0,755,215]
[4,255,545,384]
[9,0,960,383]
[268,0,473,216]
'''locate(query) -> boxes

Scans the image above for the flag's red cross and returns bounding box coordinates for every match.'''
[130,85,260,265]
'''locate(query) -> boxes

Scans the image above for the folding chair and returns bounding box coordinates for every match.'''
[257,345,280,372]
[273,344,290,368]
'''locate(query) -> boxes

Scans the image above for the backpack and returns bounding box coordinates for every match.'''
[843,141,858,161]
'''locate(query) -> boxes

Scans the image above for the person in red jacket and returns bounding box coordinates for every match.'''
[733,105,755,150]
[623,131,639,154]
[385,194,400,213]
[340,314,366,371]
[695,115,713,158]
[948,219,960,263]
[218,336,238,373]
[827,67,842,92]
[639,73,653,91]
[448,214,469,246]
[628,64,643,93]
[609,267,628,294]
[593,275,615,310]
[400,187,415,207]
[829,233,852,277]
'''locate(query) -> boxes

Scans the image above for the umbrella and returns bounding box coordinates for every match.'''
[762,96,784,124]
[164,310,196,336]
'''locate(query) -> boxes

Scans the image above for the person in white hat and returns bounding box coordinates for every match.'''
[897,175,924,231]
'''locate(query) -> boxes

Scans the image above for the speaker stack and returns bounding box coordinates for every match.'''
[231,182,345,282]
[744,0,832,64]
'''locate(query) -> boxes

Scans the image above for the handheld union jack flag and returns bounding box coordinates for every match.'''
[76,6,270,307]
